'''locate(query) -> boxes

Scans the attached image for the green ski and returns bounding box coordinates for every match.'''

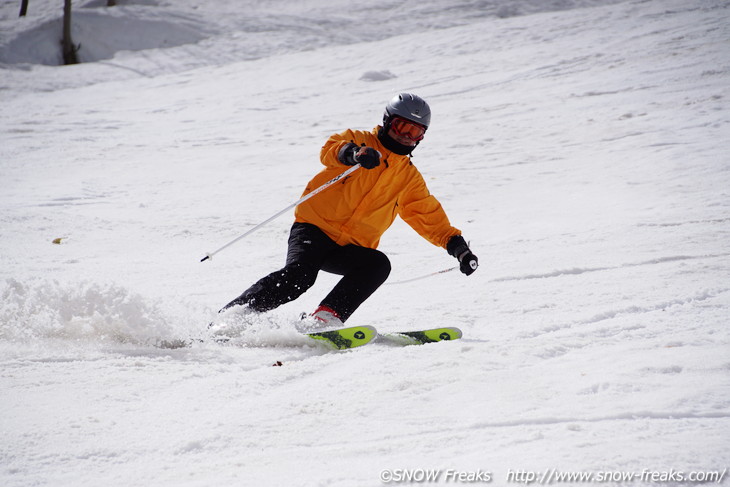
[306,325,378,350]
[380,327,462,345]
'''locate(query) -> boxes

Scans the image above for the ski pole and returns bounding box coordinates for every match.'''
[386,241,472,284]
[386,266,458,285]
[200,164,361,262]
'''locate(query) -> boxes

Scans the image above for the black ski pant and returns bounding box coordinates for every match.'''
[222,223,391,322]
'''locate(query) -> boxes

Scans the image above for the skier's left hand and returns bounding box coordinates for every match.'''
[458,250,478,276]
[447,235,478,276]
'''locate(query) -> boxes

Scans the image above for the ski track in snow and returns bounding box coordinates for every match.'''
[1,0,729,486]
[492,252,730,282]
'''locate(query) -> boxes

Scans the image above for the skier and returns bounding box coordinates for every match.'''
[219,93,478,329]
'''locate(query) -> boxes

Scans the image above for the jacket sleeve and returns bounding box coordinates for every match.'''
[398,168,462,249]
[320,129,360,168]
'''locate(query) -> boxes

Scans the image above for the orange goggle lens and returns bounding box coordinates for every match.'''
[391,117,426,141]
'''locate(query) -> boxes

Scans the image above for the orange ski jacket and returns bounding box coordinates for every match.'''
[294,127,461,249]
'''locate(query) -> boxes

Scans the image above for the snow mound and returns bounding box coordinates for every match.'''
[0,9,206,65]
[360,70,398,82]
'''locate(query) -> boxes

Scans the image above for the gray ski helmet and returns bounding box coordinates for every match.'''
[383,93,431,130]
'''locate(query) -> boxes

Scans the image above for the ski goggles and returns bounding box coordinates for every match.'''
[390,116,427,141]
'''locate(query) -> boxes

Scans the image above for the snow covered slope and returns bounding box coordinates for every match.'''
[1,0,729,486]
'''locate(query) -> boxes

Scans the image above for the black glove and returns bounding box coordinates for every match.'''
[338,143,380,169]
[447,235,479,276]
[353,146,381,169]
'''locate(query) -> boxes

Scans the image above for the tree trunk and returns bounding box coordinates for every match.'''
[107,0,116,5]
[19,0,29,17]
[62,0,79,65]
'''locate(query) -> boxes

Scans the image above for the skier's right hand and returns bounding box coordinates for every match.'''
[338,143,381,169]
[353,146,381,169]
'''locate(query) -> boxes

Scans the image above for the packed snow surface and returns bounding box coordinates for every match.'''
[1,0,729,486]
